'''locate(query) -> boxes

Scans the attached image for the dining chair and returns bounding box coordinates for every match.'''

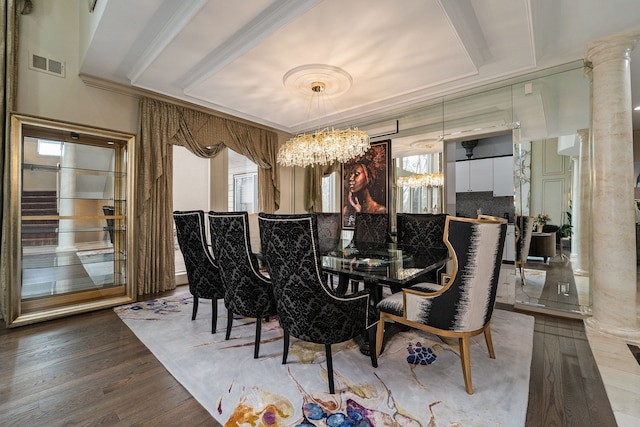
[352,212,390,247]
[173,210,225,334]
[316,212,342,254]
[349,212,391,294]
[396,213,448,249]
[316,212,342,288]
[515,215,535,285]
[396,213,448,286]
[375,216,507,394]
[258,213,377,394]
[207,211,278,358]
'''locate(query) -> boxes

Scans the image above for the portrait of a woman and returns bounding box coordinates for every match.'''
[342,142,388,228]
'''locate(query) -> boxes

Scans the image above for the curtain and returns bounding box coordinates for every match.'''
[0,0,19,320]
[305,162,340,212]
[136,97,279,295]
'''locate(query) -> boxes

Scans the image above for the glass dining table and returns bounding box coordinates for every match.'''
[320,241,449,355]
[321,241,449,298]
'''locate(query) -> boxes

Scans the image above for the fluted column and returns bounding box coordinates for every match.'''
[574,128,591,275]
[584,29,640,339]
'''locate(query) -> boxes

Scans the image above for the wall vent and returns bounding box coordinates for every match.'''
[29,52,65,78]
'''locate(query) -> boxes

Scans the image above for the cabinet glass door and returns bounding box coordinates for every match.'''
[7,115,135,326]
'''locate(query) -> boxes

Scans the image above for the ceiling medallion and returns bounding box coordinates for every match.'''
[278,65,369,168]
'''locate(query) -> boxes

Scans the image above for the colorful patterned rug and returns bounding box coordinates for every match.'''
[114,289,534,426]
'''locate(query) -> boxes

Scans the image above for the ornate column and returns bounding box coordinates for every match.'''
[584,29,640,339]
[573,128,591,275]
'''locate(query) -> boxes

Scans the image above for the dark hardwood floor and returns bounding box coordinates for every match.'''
[0,293,616,427]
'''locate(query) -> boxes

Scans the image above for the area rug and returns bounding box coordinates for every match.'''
[114,290,534,426]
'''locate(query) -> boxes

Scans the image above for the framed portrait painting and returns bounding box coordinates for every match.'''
[341,140,391,229]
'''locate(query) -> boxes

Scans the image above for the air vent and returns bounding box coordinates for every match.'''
[29,52,65,78]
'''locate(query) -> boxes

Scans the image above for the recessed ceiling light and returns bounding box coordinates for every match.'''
[634,105,640,111]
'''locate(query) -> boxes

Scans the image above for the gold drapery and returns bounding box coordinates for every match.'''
[0,0,19,321]
[136,97,279,295]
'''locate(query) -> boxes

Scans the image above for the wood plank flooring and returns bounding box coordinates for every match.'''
[0,293,616,427]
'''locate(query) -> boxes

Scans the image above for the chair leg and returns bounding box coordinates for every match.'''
[375,317,385,359]
[212,299,218,334]
[254,317,262,359]
[282,330,290,364]
[192,296,199,320]
[225,308,233,340]
[519,264,527,286]
[325,344,335,394]
[484,324,496,359]
[367,325,378,368]
[459,336,474,394]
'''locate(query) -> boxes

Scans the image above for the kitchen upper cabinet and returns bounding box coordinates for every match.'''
[455,158,493,192]
[492,156,515,197]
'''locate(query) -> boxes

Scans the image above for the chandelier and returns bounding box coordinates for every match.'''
[397,172,444,188]
[277,81,370,168]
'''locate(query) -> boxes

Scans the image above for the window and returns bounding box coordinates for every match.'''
[322,172,337,212]
[228,149,258,213]
[233,172,258,212]
[37,139,62,156]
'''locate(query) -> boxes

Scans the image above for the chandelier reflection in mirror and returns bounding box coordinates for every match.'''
[277,81,370,168]
[397,172,444,188]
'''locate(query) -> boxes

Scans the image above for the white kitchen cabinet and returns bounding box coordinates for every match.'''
[493,156,514,197]
[455,158,493,192]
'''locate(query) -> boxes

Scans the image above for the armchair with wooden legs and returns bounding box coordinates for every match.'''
[375,216,507,394]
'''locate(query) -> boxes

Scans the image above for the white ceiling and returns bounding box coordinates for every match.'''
[81,0,640,152]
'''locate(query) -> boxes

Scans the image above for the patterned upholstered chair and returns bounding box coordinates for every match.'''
[316,212,342,254]
[258,213,377,394]
[207,211,278,359]
[375,216,507,394]
[515,215,535,286]
[396,213,448,286]
[348,212,390,294]
[316,212,342,288]
[352,212,390,247]
[396,213,448,249]
[173,210,225,334]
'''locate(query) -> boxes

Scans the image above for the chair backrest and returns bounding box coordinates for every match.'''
[172,210,222,298]
[315,212,342,254]
[423,216,506,331]
[477,214,508,224]
[207,211,273,315]
[515,215,535,263]
[258,213,369,343]
[352,212,389,246]
[396,213,447,250]
[207,211,265,282]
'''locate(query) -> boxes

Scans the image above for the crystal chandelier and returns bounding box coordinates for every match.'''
[397,172,444,188]
[277,82,370,168]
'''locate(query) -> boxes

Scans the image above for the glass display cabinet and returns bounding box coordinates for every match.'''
[6,114,136,327]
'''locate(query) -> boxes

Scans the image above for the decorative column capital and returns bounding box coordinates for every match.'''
[576,128,589,145]
[585,27,640,65]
